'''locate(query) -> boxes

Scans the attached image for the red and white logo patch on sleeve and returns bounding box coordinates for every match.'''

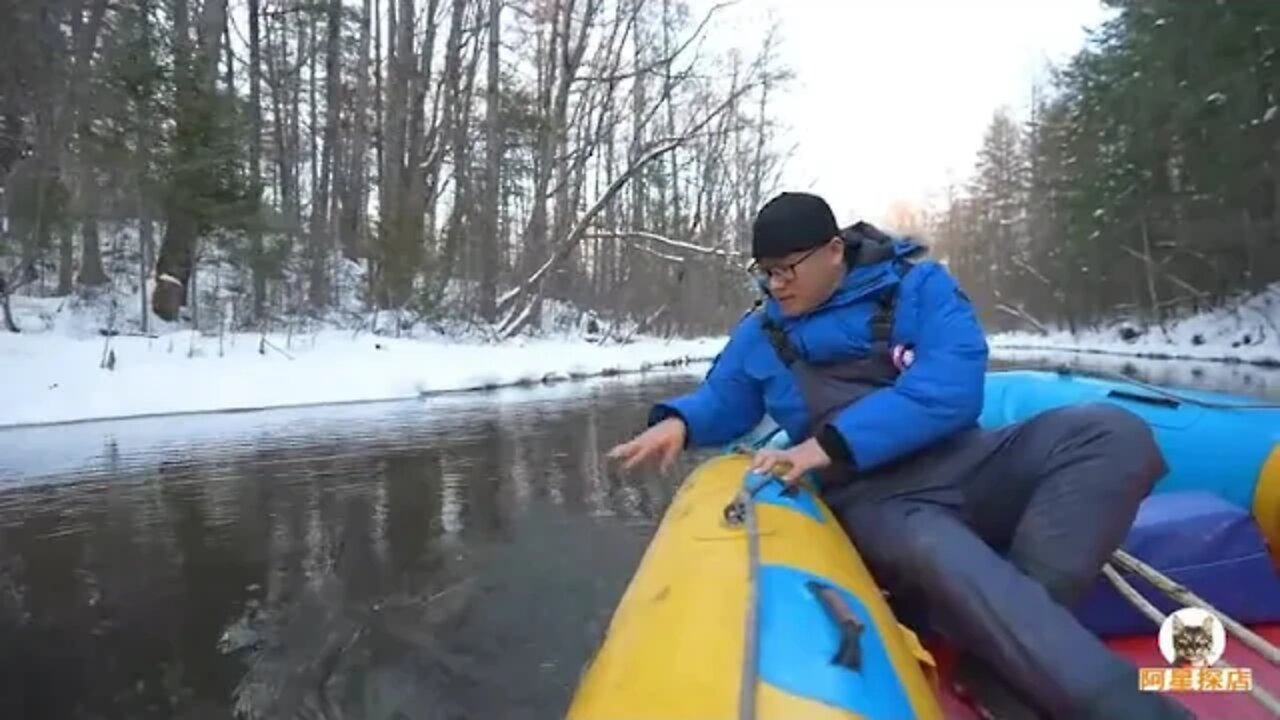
[892,344,915,371]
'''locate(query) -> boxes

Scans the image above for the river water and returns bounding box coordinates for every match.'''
[0,354,1278,719]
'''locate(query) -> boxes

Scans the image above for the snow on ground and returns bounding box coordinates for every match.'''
[7,231,1280,430]
[0,231,730,429]
[0,290,723,429]
[990,282,1280,367]
[0,323,720,429]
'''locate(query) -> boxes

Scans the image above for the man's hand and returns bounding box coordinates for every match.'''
[607,417,688,472]
[750,437,831,486]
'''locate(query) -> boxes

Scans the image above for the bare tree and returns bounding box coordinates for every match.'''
[151,0,229,322]
[3,0,795,341]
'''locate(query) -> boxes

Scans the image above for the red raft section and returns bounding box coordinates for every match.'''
[928,624,1280,719]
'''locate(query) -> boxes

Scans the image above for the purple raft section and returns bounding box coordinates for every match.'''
[1073,490,1280,637]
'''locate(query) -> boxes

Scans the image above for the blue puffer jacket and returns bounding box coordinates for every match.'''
[649,237,989,473]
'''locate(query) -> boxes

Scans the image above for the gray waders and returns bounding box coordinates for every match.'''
[757,271,1193,720]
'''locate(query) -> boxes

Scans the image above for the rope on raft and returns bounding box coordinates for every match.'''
[735,479,763,720]
[1102,557,1280,716]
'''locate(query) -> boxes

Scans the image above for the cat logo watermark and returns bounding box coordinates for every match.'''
[1139,607,1254,693]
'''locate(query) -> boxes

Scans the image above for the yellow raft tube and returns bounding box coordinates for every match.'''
[568,445,945,720]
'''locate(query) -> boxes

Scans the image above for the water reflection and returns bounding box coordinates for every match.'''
[991,348,1280,400]
[0,375,712,720]
[1,354,1278,719]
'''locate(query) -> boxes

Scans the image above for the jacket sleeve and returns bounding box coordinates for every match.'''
[827,261,988,471]
[647,319,766,448]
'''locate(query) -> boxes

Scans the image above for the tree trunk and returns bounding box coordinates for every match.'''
[248,0,265,322]
[523,0,563,330]
[478,0,502,322]
[26,0,109,292]
[339,0,374,262]
[438,0,475,295]
[75,127,107,286]
[152,0,229,322]
[307,0,343,309]
[139,196,154,333]
[58,225,74,294]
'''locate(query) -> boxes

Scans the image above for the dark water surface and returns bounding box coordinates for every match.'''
[0,374,715,720]
[1,355,1279,720]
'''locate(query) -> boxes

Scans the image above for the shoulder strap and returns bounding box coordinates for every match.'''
[758,311,799,368]
[868,258,917,351]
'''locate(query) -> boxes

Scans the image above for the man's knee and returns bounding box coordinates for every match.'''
[1043,402,1167,491]
[1080,401,1167,489]
[1008,403,1167,603]
[1041,400,1152,442]
[1080,401,1157,444]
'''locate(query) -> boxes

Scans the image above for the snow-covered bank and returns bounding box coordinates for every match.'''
[0,301,722,428]
[8,268,1280,429]
[0,330,719,428]
[0,265,728,428]
[990,282,1280,367]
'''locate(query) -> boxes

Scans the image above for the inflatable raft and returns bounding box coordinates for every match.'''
[981,369,1280,644]
[569,368,1280,719]
[982,369,1280,554]
[566,442,944,720]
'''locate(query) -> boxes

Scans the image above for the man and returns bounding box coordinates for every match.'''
[607,192,1191,719]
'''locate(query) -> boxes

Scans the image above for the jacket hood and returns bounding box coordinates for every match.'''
[840,220,930,264]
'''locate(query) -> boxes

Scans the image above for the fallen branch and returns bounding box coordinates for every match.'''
[495,80,759,338]
[1110,549,1280,666]
[258,335,296,360]
[584,228,746,263]
[1119,245,1209,299]
[1010,255,1051,286]
[495,138,684,317]
[617,303,668,345]
[1,261,38,333]
[497,289,543,339]
[1101,563,1166,626]
[1103,562,1280,715]
[1142,295,1199,312]
[632,245,685,264]
[994,303,1050,334]
[992,287,1050,334]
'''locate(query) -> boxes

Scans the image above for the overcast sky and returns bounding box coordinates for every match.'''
[701,0,1114,226]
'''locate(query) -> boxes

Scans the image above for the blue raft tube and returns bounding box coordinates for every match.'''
[982,367,1280,636]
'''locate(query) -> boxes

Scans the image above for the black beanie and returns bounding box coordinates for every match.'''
[751,192,840,259]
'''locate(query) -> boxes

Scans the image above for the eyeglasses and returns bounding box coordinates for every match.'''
[748,244,826,283]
